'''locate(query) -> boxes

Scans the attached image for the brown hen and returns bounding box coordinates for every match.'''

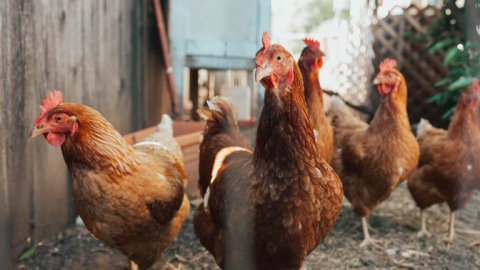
[328,59,419,248]
[197,97,252,197]
[298,38,333,164]
[29,92,189,270]
[408,79,480,242]
[193,32,343,270]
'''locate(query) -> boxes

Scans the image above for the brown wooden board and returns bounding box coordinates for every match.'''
[142,0,170,127]
[30,0,69,246]
[0,0,147,265]
[5,0,36,261]
[0,0,11,268]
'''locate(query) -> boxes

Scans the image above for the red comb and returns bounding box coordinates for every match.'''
[473,78,480,93]
[262,31,271,51]
[35,91,63,125]
[379,58,397,72]
[303,38,320,49]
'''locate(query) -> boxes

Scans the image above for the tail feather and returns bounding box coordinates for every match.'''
[156,114,174,136]
[198,96,238,129]
[327,96,356,128]
[416,118,432,137]
[197,96,251,196]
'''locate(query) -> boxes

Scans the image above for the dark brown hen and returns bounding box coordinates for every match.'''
[197,97,252,197]
[298,38,333,164]
[193,32,343,270]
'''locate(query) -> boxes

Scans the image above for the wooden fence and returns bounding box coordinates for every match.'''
[372,4,451,128]
[0,1,171,267]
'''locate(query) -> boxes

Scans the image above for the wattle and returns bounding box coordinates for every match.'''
[260,73,279,89]
[46,132,66,147]
[465,100,479,110]
[378,83,393,95]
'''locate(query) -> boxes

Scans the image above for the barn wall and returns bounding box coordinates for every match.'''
[143,0,171,127]
[0,1,11,268]
[0,0,156,265]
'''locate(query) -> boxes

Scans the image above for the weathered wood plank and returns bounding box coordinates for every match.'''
[0,0,11,267]
[1,0,147,264]
[31,0,72,244]
[189,68,199,121]
[6,0,36,260]
[130,0,144,132]
[143,0,170,127]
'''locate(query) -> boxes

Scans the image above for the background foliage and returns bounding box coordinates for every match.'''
[412,0,480,119]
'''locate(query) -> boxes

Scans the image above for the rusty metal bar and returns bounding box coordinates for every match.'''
[152,0,182,121]
[323,89,374,116]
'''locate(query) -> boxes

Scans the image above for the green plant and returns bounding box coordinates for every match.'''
[413,0,480,119]
[301,0,350,32]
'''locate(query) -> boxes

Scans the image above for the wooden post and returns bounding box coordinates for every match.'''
[0,0,10,266]
[190,69,199,121]
[247,69,257,122]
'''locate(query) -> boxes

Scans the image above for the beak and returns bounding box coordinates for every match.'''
[30,126,48,138]
[373,77,382,85]
[317,51,326,58]
[255,66,274,82]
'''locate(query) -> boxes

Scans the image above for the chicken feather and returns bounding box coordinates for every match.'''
[30,98,189,270]
[194,35,343,270]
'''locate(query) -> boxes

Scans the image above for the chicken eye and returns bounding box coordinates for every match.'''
[276,54,283,62]
[55,116,63,122]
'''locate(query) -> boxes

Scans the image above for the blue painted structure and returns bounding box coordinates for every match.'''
[169,0,271,114]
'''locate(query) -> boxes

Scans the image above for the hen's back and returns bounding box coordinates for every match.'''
[408,119,452,209]
[197,97,252,196]
[327,96,369,148]
[135,115,188,187]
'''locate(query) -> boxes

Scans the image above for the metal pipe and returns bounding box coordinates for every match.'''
[152,0,182,121]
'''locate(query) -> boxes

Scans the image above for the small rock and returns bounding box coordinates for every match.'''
[386,249,399,255]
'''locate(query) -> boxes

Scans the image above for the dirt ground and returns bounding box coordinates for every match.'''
[14,182,480,270]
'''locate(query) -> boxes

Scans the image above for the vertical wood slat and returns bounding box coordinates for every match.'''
[0,0,146,266]
[31,0,72,244]
[142,0,170,127]
[131,0,144,132]
[0,0,11,267]
[189,68,199,121]
[6,0,36,260]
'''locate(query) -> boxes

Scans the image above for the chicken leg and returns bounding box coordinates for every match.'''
[416,210,432,238]
[444,211,456,243]
[129,260,139,270]
[359,217,384,251]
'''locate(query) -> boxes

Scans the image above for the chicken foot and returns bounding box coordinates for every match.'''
[444,211,456,243]
[359,218,415,268]
[129,260,139,270]
[359,217,385,251]
[350,220,378,233]
[416,210,432,238]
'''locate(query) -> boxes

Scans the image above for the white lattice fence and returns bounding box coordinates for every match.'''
[336,0,376,112]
